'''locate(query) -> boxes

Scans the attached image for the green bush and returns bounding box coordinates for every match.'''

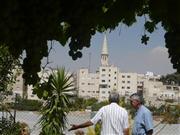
[165,99,174,103]
[0,118,21,135]
[163,104,180,124]
[69,97,98,111]
[91,101,108,111]
[85,98,98,107]
[11,99,43,111]
[95,122,101,135]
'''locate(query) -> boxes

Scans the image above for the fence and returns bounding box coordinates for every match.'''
[1,110,179,135]
[0,94,179,135]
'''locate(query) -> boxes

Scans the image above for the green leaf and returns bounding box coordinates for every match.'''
[43,90,49,98]
[141,34,149,45]
[144,21,156,33]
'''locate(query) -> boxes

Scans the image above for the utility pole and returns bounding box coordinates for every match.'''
[88,52,91,72]
[13,93,18,123]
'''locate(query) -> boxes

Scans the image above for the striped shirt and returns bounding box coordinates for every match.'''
[91,103,129,135]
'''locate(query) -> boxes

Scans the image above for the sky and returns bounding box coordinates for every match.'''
[42,17,175,75]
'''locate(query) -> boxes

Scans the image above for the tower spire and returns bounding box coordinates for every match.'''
[101,34,109,66]
[101,34,108,55]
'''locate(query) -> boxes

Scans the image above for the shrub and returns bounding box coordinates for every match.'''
[11,99,43,111]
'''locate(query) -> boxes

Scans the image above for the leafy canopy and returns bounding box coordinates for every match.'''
[0,0,180,85]
[160,72,180,85]
[0,45,20,91]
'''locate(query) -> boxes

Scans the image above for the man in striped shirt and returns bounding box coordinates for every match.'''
[69,91,129,135]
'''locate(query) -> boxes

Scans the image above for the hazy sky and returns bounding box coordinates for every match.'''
[42,17,175,75]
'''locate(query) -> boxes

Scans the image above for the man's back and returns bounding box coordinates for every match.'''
[91,103,129,135]
[69,92,129,135]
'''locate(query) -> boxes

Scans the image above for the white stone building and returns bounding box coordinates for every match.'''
[11,68,76,101]
[77,35,139,101]
[12,71,24,97]
[77,35,180,103]
[77,68,99,99]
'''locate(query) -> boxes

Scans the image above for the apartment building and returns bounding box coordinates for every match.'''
[77,35,179,103]
[77,35,139,101]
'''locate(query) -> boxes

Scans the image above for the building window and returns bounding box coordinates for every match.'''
[122,81,125,83]
[100,84,107,88]
[102,69,106,71]
[81,83,85,85]
[127,81,130,83]
[114,71,117,74]
[127,86,130,89]
[127,75,131,78]
[82,90,85,93]
[109,69,111,72]
[109,74,111,77]
[109,85,110,88]
[88,83,94,85]
[122,86,125,89]
[173,87,179,90]
[96,91,99,93]
[109,80,111,82]
[122,75,125,78]
[102,91,105,94]
[114,83,116,86]
[114,77,116,79]
[102,80,105,82]
[166,86,171,89]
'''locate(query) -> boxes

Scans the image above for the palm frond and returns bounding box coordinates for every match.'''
[38,67,75,135]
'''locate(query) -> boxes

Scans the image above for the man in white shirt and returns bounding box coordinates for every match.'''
[69,91,129,135]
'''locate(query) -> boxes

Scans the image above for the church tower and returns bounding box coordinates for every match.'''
[101,35,109,66]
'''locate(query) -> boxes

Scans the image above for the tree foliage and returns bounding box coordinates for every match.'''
[162,104,180,124]
[0,45,20,91]
[0,0,180,85]
[0,99,22,135]
[10,98,43,111]
[160,72,180,85]
[69,97,98,111]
